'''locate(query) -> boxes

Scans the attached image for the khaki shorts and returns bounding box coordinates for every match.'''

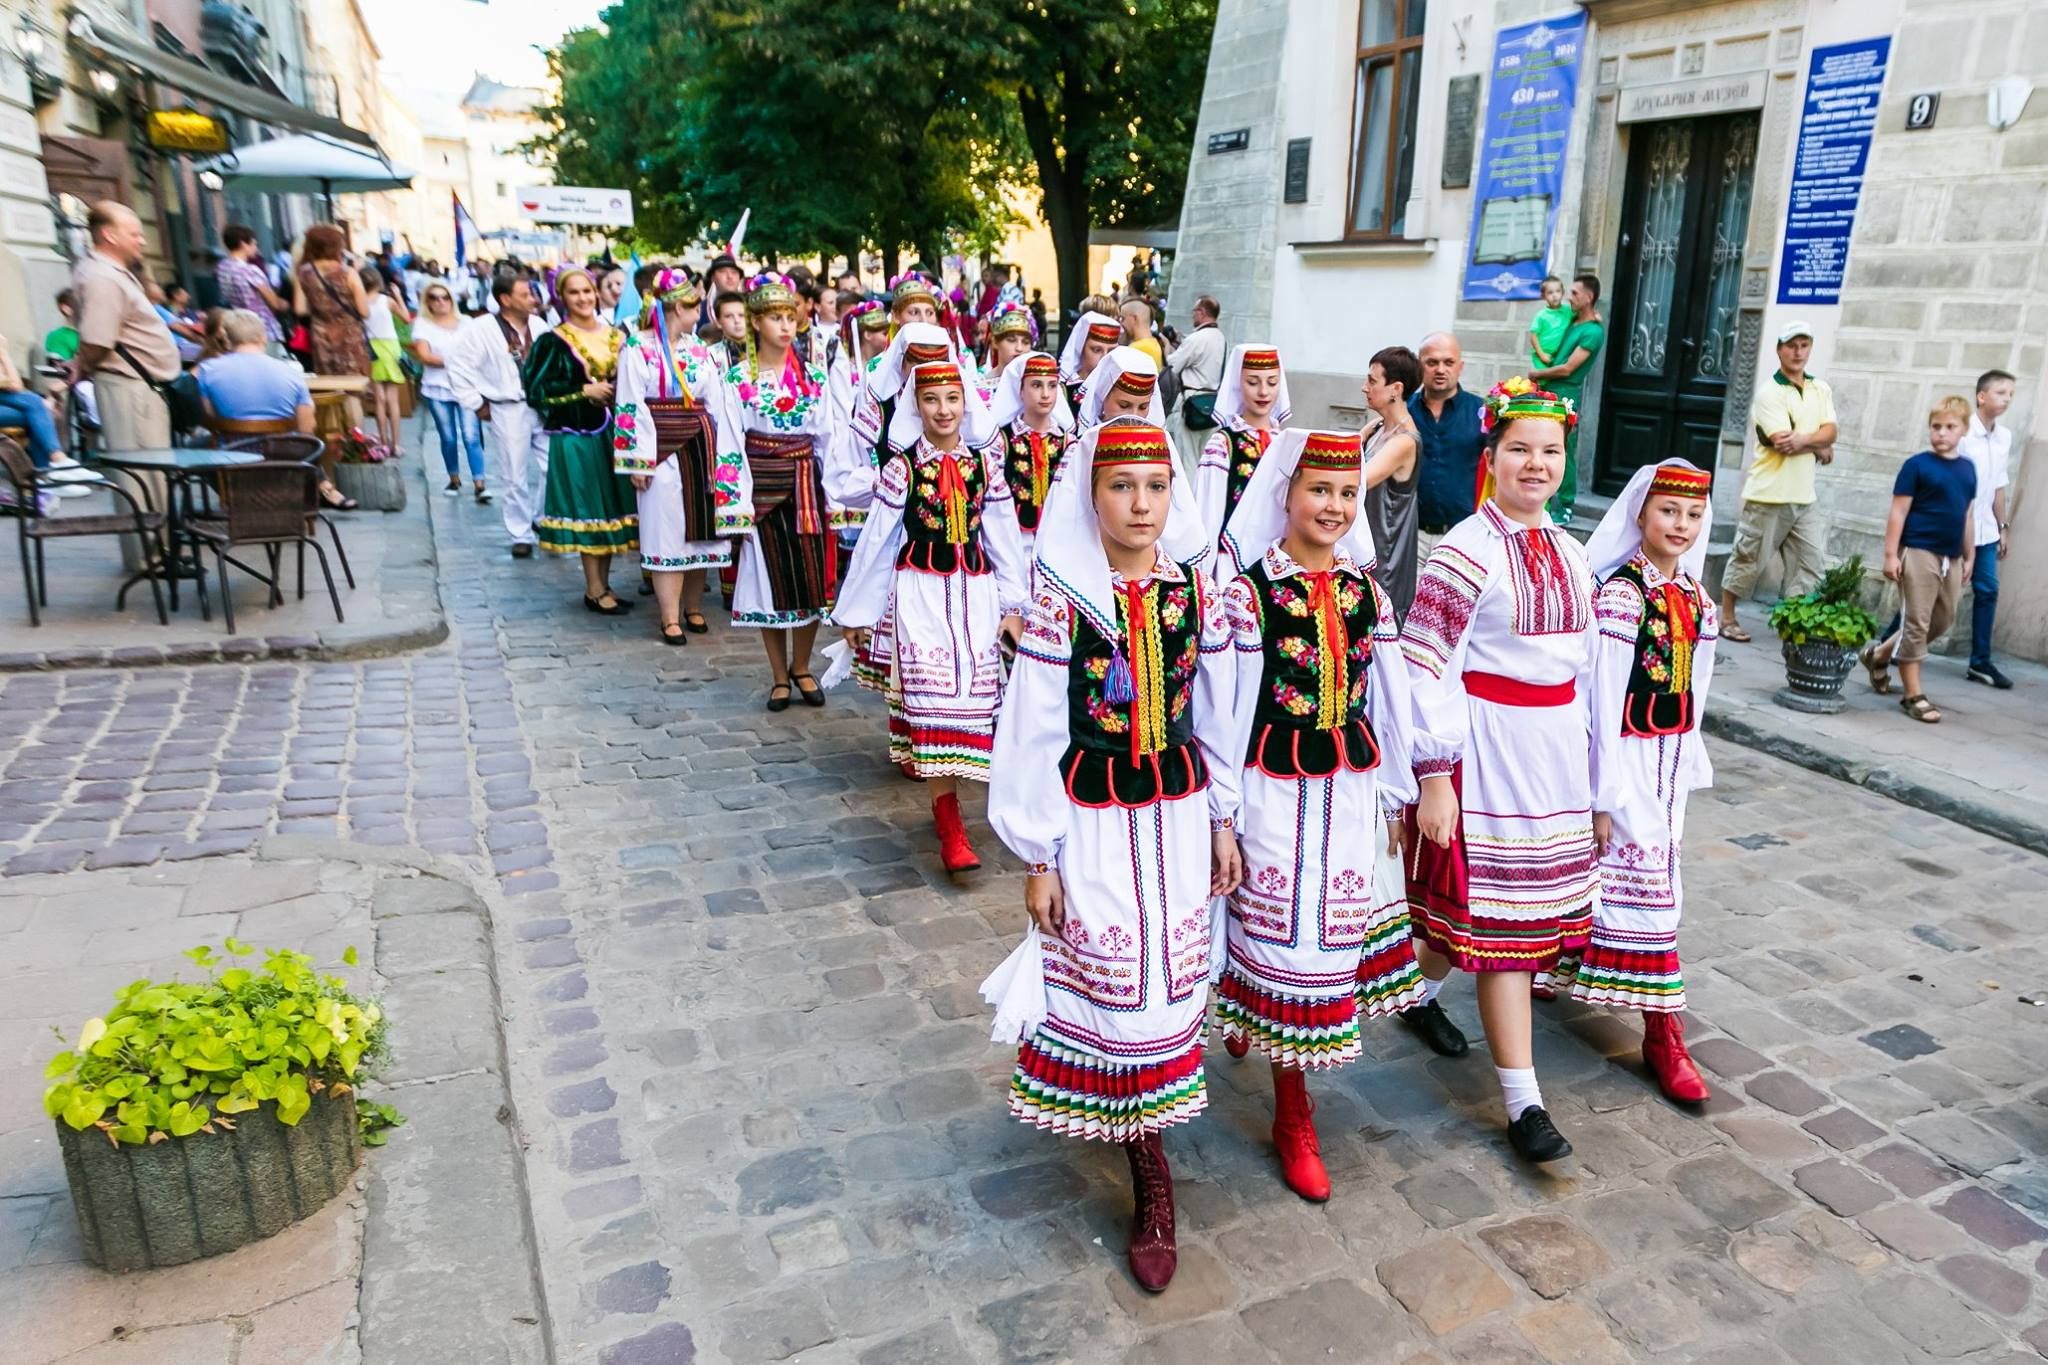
[1722,498,1825,601]
[1893,546,1963,664]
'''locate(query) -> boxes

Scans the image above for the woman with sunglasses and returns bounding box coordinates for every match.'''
[412,283,490,502]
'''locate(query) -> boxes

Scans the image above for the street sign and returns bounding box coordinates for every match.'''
[1207,128,1250,154]
[515,185,635,227]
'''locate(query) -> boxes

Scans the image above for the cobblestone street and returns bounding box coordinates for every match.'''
[3,483,2046,1363]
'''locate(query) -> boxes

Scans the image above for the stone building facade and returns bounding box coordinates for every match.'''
[1174,0,2048,659]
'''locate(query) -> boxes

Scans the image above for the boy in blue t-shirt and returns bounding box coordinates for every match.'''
[1863,396,1976,723]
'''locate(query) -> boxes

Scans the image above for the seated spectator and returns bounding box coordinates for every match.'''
[196,310,314,431]
[149,279,205,364]
[0,330,66,472]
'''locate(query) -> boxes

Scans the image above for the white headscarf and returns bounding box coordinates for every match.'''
[865,322,953,405]
[1033,417,1211,638]
[988,351,1075,433]
[1217,429,1379,588]
[1059,310,1121,384]
[1584,458,1715,582]
[887,359,997,451]
[1212,342,1293,429]
[1076,345,1167,429]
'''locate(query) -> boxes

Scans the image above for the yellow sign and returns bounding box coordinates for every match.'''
[147,109,230,155]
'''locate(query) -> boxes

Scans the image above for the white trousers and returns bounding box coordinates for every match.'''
[486,401,549,545]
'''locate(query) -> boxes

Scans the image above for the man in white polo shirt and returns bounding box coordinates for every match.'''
[1959,368,2016,689]
[1719,322,1837,641]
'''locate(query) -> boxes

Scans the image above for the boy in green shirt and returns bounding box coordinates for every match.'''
[1526,275,1569,367]
[43,288,80,364]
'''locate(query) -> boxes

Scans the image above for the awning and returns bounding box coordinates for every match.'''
[69,15,378,150]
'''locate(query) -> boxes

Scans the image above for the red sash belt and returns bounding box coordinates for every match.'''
[746,432,824,536]
[1463,671,1574,707]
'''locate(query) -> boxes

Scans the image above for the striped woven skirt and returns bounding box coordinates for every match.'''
[888,564,1002,781]
[1011,789,1214,1143]
[1557,728,1698,1011]
[1404,679,1596,974]
[1218,766,1423,1069]
[732,436,833,628]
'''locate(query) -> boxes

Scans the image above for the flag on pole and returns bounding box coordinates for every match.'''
[612,251,643,327]
[726,207,750,259]
[453,193,485,269]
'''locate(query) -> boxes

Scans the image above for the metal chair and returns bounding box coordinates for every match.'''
[184,460,344,635]
[0,435,167,626]
[221,433,355,590]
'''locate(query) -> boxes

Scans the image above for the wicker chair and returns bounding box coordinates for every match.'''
[220,432,356,589]
[185,460,345,634]
[0,435,167,626]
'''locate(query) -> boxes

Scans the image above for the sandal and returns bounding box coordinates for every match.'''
[791,672,826,708]
[766,682,793,713]
[1900,694,1941,724]
[1860,643,1893,695]
[659,621,688,647]
[683,611,710,634]
[320,486,360,511]
[1720,620,1752,643]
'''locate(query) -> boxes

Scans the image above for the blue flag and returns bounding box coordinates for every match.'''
[453,193,484,269]
[612,251,643,328]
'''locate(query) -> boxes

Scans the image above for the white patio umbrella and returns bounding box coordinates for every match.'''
[197,134,413,216]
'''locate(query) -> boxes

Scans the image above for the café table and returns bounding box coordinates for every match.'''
[89,446,264,613]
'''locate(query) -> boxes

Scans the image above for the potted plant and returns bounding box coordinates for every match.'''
[1768,556,1881,713]
[330,426,407,512]
[42,940,396,1272]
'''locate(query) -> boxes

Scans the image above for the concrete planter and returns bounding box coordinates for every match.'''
[333,459,407,513]
[1775,638,1856,714]
[56,1091,360,1273]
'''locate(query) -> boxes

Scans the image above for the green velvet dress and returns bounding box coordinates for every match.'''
[524,325,638,556]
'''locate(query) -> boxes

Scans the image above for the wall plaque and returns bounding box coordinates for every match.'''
[1207,128,1250,154]
[1617,71,1767,124]
[1283,138,1310,203]
[1441,74,1480,188]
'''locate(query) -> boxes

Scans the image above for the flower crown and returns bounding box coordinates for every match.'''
[745,272,799,314]
[989,302,1037,341]
[650,268,699,306]
[888,272,941,312]
[1480,375,1576,433]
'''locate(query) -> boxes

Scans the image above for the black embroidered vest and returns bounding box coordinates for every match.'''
[1060,566,1210,807]
[1242,560,1381,777]
[1609,558,1702,737]
[1221,426,1272,529]
[1004,424,1069,532]
[896,445,990,575]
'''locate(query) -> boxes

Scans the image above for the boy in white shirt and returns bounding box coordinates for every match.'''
[1960,369,2016,689]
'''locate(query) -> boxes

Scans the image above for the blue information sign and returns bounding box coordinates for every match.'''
[1461,11,1587,302]
[1776,37,1891,305]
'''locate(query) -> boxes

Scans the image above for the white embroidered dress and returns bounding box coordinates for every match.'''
[612,331,742,572]
[721,358,835,629]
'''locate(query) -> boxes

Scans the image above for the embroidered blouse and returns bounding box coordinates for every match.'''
[713,356,832,537]
[1399,501,1596,777]
[1197,420,1276,542]
[612,332,741,477]
[521,325,623,433]
[1588,551,1718,811]
[831,437,1030,631]
[989,550,1241,869]
[1221,543,1418,804]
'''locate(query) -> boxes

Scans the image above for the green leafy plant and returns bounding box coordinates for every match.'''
[357,1099,405,1147]
[1768,556,1880,649]
[43,941,391,1147]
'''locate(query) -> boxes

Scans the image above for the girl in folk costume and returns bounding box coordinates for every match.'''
[982,302,1038,398]
[718,273,836,711]
[525,267,637,612]
[983,417,1242,1292]
[1076,346,1169,430]
[1059,309,1124,415]
[823,302,890,482]
[834,361,1029,871]
[987,350,1076,558]
[1214,429,1425,1202]
[612,269,743,645]
[1197,344,1293,541]
[1564,460,1719,1103]
[1402,378,1597,1164]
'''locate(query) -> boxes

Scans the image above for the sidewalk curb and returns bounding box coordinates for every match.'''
[250,835,555,1365]
[1703,709,2048,857]
[0,454,448,673]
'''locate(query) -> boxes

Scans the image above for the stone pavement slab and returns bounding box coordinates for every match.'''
[0,435,444,672]
[1706,631,2048,854]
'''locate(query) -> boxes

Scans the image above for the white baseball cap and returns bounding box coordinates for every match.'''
[1776,321,1814,344]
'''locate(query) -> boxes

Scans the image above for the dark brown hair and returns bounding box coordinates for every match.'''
[1370,346,1421,404]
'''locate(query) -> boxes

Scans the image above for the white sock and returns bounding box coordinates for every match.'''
[1496,1066,1543,1121]
[1420,975,1447,1006]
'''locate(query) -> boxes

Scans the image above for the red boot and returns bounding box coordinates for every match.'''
[1271,1067,1331,1202]
[1641,1010,1710,1104]
[1223,1029,1249,1059]
[933,792,980,873]
[1124,1133,1177,1291]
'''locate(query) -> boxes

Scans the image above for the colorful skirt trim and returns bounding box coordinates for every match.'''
[1560,928,1685,1012]
[1215,969,1361,1071]
[539,431,639,555]
[1009,1031,1206,1143]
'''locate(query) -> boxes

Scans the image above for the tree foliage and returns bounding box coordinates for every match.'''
[536,0,1216,314]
